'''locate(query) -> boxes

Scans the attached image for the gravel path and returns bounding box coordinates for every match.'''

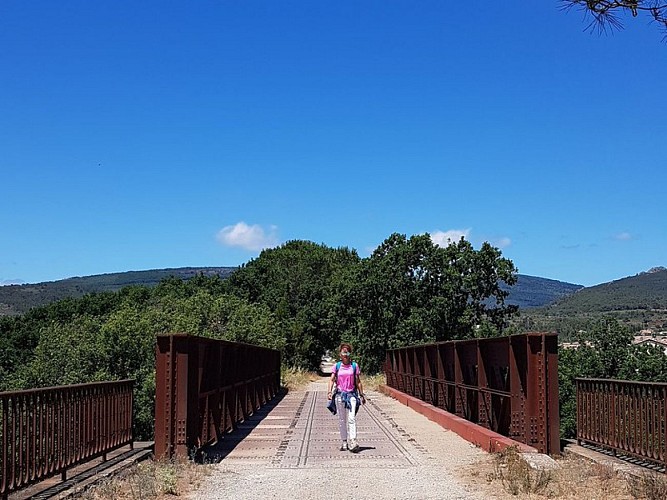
[188,379,502,499]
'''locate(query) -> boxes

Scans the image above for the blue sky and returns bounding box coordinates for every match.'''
[1,1,665,288]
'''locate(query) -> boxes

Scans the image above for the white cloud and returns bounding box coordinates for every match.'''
[430,229,511,249]
[614,232,632,241]
[216,222,279,251]
[493,237,512,249]
[430,229,471,247]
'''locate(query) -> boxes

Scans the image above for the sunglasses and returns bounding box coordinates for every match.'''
[341,351,350,356]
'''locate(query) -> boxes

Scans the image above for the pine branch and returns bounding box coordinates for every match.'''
[561,0,667,37]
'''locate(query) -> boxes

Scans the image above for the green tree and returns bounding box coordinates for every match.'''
[579,317,633,378]
[558,346,588,438]
[336,233,518,372]
[619,343,667,382]
[7,315,108,389]
[226,240,360,368]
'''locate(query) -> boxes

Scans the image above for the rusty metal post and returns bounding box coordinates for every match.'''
[396,349,407,392]
[443,343,456,413]
[414,346,423,401]
[454,342,464,418]
[525,334,546,451]
[576,378,582,446]
[405,348,410,396]
[545,334,560,455]
[434,344,445,410]
[664,386,667,470]
[424,345,436,406]
[509,334,527,445]
[155,335,175,458]
[477,339,489,429]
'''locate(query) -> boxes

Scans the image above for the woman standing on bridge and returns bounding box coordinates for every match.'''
[327,343,366,453]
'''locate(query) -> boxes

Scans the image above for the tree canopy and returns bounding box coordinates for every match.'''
[225,240,360,368]
[226,234,519,373]
[329,234,518,372]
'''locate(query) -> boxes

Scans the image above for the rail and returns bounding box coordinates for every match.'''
[154,334,281,458]
[384,333,559,454]
[576,378,667,470]
[0,379,134,499]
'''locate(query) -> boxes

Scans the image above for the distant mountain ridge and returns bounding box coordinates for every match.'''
[542,267,667,314]
[7,266,665,318]
[0,266,584,317]
[0,267,236,316]
[501,275,583,308]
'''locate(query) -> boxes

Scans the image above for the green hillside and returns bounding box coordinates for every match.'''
[502,275,583,308]
[546,267,667,314]
[519,267,667,334]
[0,267,236,316]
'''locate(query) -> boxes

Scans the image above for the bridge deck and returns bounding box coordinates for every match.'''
[193,379,493,499]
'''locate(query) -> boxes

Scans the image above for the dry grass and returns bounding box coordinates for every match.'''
[81,456,212,499]
[280,366,385,393]
[471,446,667,499]
[627,470,667,500]
[362,372,386,392]
[487,446,553,496]
[281,367,319,391]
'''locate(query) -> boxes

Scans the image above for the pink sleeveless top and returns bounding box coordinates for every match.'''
[336,362,360,392]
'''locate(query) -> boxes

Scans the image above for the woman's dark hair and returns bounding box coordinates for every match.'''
[339,343,352,353]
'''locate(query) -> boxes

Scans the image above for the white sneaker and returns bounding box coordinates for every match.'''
[339,441,348,451]
[348,439,360,453]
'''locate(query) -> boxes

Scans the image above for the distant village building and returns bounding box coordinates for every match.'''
[559,341,593,350]
[560,334,667,355]
[632,333,667,355]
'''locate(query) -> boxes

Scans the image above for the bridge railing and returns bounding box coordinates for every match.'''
[576,378,667,470]
[0,379,134,499]
[384,332,559,454]
[155,334,281,458]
